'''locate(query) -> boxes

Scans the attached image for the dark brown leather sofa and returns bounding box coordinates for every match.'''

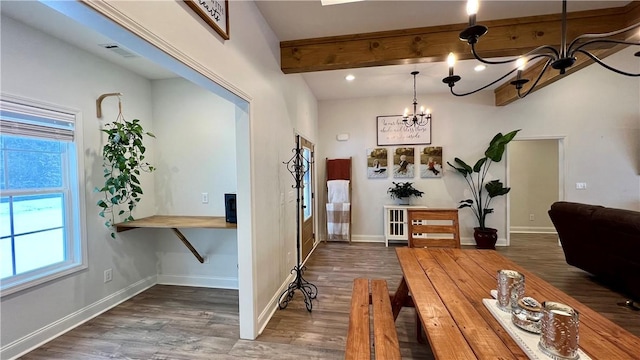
[548,201,640,300]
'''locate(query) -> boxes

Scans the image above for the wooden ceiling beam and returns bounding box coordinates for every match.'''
[280,4,632,74]
[494,1,640,106]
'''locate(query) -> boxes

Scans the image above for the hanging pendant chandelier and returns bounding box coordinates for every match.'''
[442,0,640,98]
[403,71,431,127]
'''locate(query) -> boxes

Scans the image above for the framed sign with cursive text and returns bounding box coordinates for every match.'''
[376,115,431,146]
[185,0,230,40]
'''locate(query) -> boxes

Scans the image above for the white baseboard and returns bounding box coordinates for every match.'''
[321,234,514,247]
[350,235,385,243]
[1,275,156,360]
[157,274,238,289]
[319,234,385,243]
[510,226,557,234]
[461,237,509,247]
[257,270,295,336]
[256,240,322,336]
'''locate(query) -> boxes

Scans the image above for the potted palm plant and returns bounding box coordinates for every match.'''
[447,130,520,249]
[387,181,424,205]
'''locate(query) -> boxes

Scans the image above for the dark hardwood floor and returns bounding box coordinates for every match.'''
[20,233,639,359]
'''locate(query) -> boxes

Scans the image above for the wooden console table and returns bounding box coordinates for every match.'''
[114,215,237,263]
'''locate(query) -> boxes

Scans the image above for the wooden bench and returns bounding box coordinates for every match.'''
[345,278,401,360]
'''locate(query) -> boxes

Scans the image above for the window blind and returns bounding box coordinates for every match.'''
[0,98,75,141]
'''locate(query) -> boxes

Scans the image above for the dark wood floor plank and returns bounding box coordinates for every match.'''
[20,233,640,359]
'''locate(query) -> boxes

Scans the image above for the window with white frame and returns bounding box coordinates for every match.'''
[0,95,86,296]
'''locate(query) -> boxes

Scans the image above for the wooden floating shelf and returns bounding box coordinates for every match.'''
[114,215,237,263]
[114,215,236,231]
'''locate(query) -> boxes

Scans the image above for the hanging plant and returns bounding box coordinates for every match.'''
[96,102,155,238]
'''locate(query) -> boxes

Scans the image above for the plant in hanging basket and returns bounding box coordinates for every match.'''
[96,113,155,238]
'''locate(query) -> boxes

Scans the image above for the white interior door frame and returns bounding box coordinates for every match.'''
[44,0,258,339]
[505,136,566,246]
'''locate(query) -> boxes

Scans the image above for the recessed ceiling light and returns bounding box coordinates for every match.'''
[345,74,355,81]
[474,64,486,72]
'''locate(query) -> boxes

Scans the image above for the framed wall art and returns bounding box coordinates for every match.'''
[184,0,230,40]
[376,115,431,146]
[420,146,443,178]
[367,148,388,178]
[393,147,415,178]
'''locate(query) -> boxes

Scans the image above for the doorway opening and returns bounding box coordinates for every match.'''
[506,137,565,246]
[29,0,256,339]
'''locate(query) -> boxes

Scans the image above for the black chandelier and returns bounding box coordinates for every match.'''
[442,0,640,98]
[403,71,431,127]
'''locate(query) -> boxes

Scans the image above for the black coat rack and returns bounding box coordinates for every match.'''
[278,135,318,311]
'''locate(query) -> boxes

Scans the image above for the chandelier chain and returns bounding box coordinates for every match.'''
[402,71,431,127]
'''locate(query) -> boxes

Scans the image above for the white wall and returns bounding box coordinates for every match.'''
[151,78,238,288]
[318,47,640,245]
[0,15,158,357]
[509,140,559,232]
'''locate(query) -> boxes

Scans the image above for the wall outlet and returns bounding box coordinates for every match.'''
[529,214,535,221]
[202,192,209,203]
[576,182,587,190]
[203,255,210,264]
[104,268,113,283]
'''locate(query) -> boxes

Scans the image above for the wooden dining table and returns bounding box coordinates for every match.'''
[391,247,640,359]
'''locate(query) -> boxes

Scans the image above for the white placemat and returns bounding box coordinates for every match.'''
[482,298,592,360]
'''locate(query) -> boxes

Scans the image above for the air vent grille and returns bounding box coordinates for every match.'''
[99,43,138,58]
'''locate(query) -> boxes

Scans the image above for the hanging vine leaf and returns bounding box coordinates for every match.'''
[97,102,156,238]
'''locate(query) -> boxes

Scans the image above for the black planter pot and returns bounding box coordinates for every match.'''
[474,227,498,250]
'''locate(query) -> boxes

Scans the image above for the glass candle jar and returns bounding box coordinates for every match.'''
[496,269,525,312]
[538,301,580,360]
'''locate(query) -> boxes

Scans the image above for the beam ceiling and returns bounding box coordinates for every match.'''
[280,1,639,106]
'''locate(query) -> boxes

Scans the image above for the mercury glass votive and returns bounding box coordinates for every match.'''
[496,269,525,312]
[538,301,580,360]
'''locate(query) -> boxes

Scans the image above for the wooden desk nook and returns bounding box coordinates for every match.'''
[114,215,236,263]
[392,248,640,359]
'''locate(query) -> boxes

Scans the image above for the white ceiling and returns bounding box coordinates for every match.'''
[254,0,628,42]
[1,1,630,101]
[0,1,176,80]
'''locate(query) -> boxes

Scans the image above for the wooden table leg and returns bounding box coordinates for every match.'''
[390,277,409,320]
[390,277,425,343]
